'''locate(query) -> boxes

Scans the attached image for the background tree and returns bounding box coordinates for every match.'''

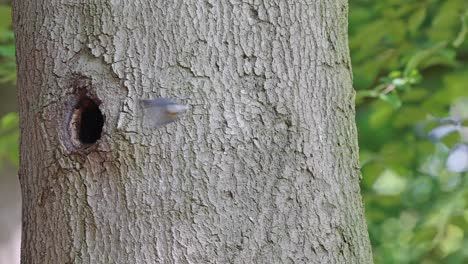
[13,0,372,263]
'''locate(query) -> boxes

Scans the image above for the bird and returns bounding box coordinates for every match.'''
[140,98,188,128]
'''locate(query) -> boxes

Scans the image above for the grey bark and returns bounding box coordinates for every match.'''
[14,0,373,263]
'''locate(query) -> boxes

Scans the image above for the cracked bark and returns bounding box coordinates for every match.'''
[14,0,373,263]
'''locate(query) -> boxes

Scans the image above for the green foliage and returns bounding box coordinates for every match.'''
[0,4,17,169]
[351,0,468,262]
[0,5,15,84]
[0,112,19,167]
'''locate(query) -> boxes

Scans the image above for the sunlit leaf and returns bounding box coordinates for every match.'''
[450,97,468,120]
[439,225,464,257]
[373,169,407,195]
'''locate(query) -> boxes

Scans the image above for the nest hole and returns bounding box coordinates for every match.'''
[70,96,104,146]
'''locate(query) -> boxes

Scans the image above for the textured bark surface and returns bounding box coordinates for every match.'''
[14,0,372,263]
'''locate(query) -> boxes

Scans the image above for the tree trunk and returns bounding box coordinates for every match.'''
[14,0,373,263]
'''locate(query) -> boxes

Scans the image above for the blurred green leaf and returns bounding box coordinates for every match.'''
[408,7,427,34]
[1,112,18,130]
[0,112,19,168]
[404,42,447,76]
[0,44,15,57]
[0,5,12,31]
[373,169,407,195]
[440,225,464,256]
[451,97,468,120]
[453,11,467,47]
[379,93,402,109]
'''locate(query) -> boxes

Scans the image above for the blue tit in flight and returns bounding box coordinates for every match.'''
[140,98,188,128]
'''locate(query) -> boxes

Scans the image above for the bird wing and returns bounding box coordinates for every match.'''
[140,98,179,128]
